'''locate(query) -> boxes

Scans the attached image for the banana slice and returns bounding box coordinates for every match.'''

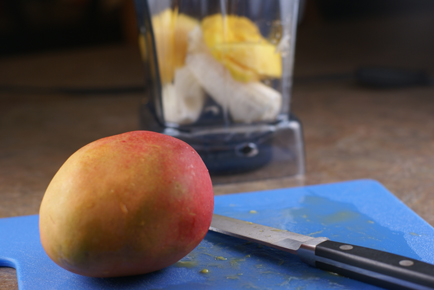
[186,27,282,123]
[229,82,282,123]
[162,66,205,124]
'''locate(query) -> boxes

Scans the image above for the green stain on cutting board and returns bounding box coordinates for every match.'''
[293,196,362,225]
[184,192,423,289]
[175,260,198,268]
[218,194,420,261]
[281,195,419,257]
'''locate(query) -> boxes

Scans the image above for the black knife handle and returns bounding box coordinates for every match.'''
[314,241,434,290]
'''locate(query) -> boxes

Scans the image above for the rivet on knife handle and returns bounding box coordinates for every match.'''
[309,240,434,290]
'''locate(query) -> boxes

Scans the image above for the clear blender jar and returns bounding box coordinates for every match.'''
[135,0,304,183]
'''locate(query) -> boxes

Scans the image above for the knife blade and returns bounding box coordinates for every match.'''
[210,214,434,290]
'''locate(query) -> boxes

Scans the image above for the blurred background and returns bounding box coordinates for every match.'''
[1,0,434,215]
[1,0,434,62]
[2,0,434,91]
[1,0,434,202]
[0,0,137,56]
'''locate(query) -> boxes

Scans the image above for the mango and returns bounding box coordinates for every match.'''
[202,14,263,44]
[202,14,282,82]
[151,9,198,84]
[39,131,214,277]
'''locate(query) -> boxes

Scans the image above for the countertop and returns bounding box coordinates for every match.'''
[1,13,434,289]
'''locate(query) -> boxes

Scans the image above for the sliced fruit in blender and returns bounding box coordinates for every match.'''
[202,14,282,83]
[152,9,198,84]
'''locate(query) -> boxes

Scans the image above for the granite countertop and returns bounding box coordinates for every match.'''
[1,14,434,289]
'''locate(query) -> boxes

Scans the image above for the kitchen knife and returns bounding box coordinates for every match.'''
[209,214,434,290]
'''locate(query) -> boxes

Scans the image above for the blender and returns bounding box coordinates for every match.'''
[134,0,304,184]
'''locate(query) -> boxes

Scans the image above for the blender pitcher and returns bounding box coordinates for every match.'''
[135,0,304,183]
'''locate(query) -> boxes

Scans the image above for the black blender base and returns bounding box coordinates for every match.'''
[140,103,305,184]
[196,136,273,176]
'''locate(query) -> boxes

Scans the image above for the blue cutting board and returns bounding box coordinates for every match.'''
[1,179,434,290]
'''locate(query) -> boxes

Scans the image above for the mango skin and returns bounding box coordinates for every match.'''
[39,131,214,277]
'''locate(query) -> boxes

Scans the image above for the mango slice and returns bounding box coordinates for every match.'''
[202,14,282,82]
[151,9,198,84]
[202,14,263,45]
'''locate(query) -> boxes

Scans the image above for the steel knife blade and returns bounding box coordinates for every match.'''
[210,214,434,290]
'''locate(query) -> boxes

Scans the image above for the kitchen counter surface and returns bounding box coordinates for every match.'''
[1,13,434,289]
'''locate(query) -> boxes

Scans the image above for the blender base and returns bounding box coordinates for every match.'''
[140,105,305,184]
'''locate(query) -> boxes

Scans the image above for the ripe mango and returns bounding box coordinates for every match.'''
[39,131,214,277]
[151,9,198,84]
[202,14,282,82]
